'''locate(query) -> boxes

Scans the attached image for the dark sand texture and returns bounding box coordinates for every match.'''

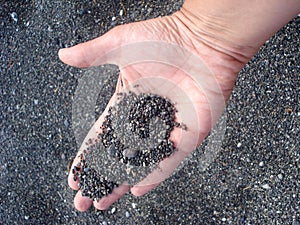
[0,1,299,224]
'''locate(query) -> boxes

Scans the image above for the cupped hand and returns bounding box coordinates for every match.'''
[59,10,251,211]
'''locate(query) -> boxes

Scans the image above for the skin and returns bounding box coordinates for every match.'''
[58,0,300,211]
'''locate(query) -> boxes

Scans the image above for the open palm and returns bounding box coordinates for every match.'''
[59,11,248,211]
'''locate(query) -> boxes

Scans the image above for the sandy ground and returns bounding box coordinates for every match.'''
[0,1,299,224]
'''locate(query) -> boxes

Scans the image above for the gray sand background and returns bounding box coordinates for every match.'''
[0,1,299,224]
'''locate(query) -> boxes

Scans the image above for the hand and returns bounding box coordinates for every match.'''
[59,10,252,211]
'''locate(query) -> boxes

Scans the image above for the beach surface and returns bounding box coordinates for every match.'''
[0,1,299,224]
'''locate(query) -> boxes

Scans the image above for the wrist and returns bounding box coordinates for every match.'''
[177,0,300,60]
[172,8,256,66]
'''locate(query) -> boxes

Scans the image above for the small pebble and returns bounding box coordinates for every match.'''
[34,99,38,105]
[277,174,283,180]
[259,161,264,167]
[64,119,69,127]
[147,8,153,13]
[125,211,130,218]
[262,184,271,189]
[102,221,108,225]
[10,12,18,22]
[221,218,226,222]
[237,142,242,148]
[111,207,116,214]
[61,153,65,160]
[119,10,123,16]
[111,16,116,21]
[131,203,136,209]
[25,215,29,220]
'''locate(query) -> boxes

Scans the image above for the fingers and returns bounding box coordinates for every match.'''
[67,72,126,187]
[74,191,93,212]
[58,26,123,68]
[130,149,189,196]
[130,125,209,197]
[74,184,129,211]
[130,183,159,197]
[93,184,130,210]
[67,90,120,185]
[68,75,129,211]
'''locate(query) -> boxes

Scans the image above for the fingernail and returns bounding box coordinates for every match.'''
[58,48,66,56]
[58,48,72,61]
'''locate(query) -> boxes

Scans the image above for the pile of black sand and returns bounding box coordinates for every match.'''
[73,91,182,201]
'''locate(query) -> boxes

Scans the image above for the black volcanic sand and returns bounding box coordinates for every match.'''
[1,0,299,224]
[76,92,179,200]
[100,92,178,167]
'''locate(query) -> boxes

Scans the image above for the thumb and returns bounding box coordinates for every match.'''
[58,26,124,68]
